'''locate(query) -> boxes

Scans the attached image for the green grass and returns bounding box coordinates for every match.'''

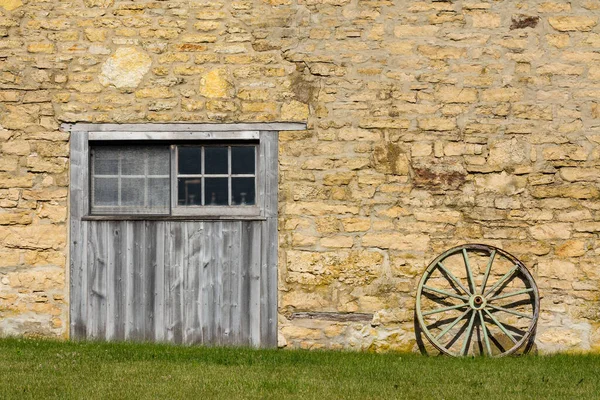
[0,338,598,399]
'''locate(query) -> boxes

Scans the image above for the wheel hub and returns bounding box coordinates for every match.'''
[469,294,486,310]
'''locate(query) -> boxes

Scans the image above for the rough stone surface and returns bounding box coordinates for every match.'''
[99,47,152,89]
[0,0,599,353]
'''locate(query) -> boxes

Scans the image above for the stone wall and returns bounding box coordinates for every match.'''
[0,0,599,352]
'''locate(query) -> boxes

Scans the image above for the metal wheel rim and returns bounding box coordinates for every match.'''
[415,244,540,357]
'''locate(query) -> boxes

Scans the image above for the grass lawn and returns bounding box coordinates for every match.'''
[0,338,598,399]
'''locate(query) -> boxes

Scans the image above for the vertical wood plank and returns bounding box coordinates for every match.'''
[249,221,262,347]
[229,221,242,344]
[166,222,183,343]
[69,131,88,339]
[144,221,157,341]
[110,222,125,340]
[200,222,211,345]
[124,221,134,340]
[184,221,202,345]
[87,221,108,340]
[154,221,166,342]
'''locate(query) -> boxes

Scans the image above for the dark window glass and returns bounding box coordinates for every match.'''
[204,178,228,205]
[178,178,202,205]
[204,147,228,175]
[231,146,255,175]
[178,147,202,175]
[148,178,170,207]
[94,158,118,175]
[232,177,255,205]
[121,157,145,175]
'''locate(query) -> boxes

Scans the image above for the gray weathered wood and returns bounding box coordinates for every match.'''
[89,131,259,141]
[70,128,282,348]
[64,122,306,133]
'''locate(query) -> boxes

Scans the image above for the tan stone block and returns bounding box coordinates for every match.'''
[435,86,477,103]
[39,204,66,223]
[418,45,465,59]
[0,212,32,225]
[549,16,597,32]
[560,168,600,182]
[537,63,584,76]
[414,210,461,224]
[538,2,571,12]
[474,172,526,195]
[199,69,232,99]
[393,25,439,37]
[0,250,19,266]
[532,185,599,199]
[281,100,309,121]
[241,102,277,113]
[0,225,66,250]
[538,259,577,280]
[99,47,152,89]
[471,12,501,28]
[84,0,113,6]
[321,236,353,248]
[358,118,410,129]
[23,250,65,266]
[84,28,107,42]
[2,140,30,156]
[481,88,522,102]
[292,233,318,247]
[0,0,22,11]
[0,173,34,189]
[286,202,359,216]
[361,233,429,251]
[530,223,572,240]
[412,143,432,157]
[543,145,588,161]
[194,21,221,31]
[342,218,371,232]
[27,43,55,53]
[281,325,322,341]
[323,172,354,186]
[574,222,600,233]
[315,217,340,234]
[556,240,587,257]
[22,189,67,201]
[135,87,175,99]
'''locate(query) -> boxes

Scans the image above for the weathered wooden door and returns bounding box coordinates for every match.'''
[68,124,291,347]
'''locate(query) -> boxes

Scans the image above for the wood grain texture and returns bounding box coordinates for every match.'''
[70,130,280,347]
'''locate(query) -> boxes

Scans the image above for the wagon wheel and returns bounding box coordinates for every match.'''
[415,244,540,357]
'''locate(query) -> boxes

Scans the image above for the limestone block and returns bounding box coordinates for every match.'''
[0,212,32,225]
[418,118,456,131]
[0,0,22,11]
[0,225,66,250]
[414,210,461,224]
[323,172,354,186]
[556,240,587,258]
[549,16,597,32]
[361,233,429,251]
[281,100,309,121]
[199,69,233,99]
[531,185,599,199]
[99,47,152,89]
[0,250,19,267]
[530,223,572,240]
[84,0,114,7]
[435,86,477,103]
[0,174,34,189]
[27,43,56,54]
[321,236,353,248]
[560,168,600,182]
[286,202,359,216]
[342,218,371,232]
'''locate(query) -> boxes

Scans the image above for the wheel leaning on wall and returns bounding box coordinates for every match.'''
[415,244,540,357]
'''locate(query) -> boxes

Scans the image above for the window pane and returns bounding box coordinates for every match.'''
[91,145,169,215]
[121,177,145,205]
[205,178,228,205]
[232,177,255,205]
[121,157,145,175]
[204,146,228,175]
[178,147,202,175]
[178,178,202,206]
[94,157,118,175]
[231,146,255,175]
[148,178,170,208]
[93,177,118,206]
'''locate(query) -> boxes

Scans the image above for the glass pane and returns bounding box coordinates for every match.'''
[148,178,170,208]
[121,156,145,175]
[93,151,119,175]
[205,178,228,205]
[93,177,118,206]
[204,146,228,175]
[121,178,145,205]
[231,146,255,175]
[178,178,202,206]
[232,177,255,205]
[148,148,170,176]
[178,147,202,175]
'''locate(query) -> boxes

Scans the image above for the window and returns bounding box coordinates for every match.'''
[89,135,261,217]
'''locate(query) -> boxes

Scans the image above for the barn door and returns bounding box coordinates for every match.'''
[68,126,280,347]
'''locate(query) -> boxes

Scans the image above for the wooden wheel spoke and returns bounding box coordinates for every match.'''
[435,309,471,341]
[460,311,476,356]
[480,250,496,294]
[423,285,469,301]
[484,265,518,297]
[488,288,534,302]
[436,262,471,295]
[422,303,470,316]
[487,303,532,319]
[478,310,493,356]
[484,309,518,344]
[462,249,476,294]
